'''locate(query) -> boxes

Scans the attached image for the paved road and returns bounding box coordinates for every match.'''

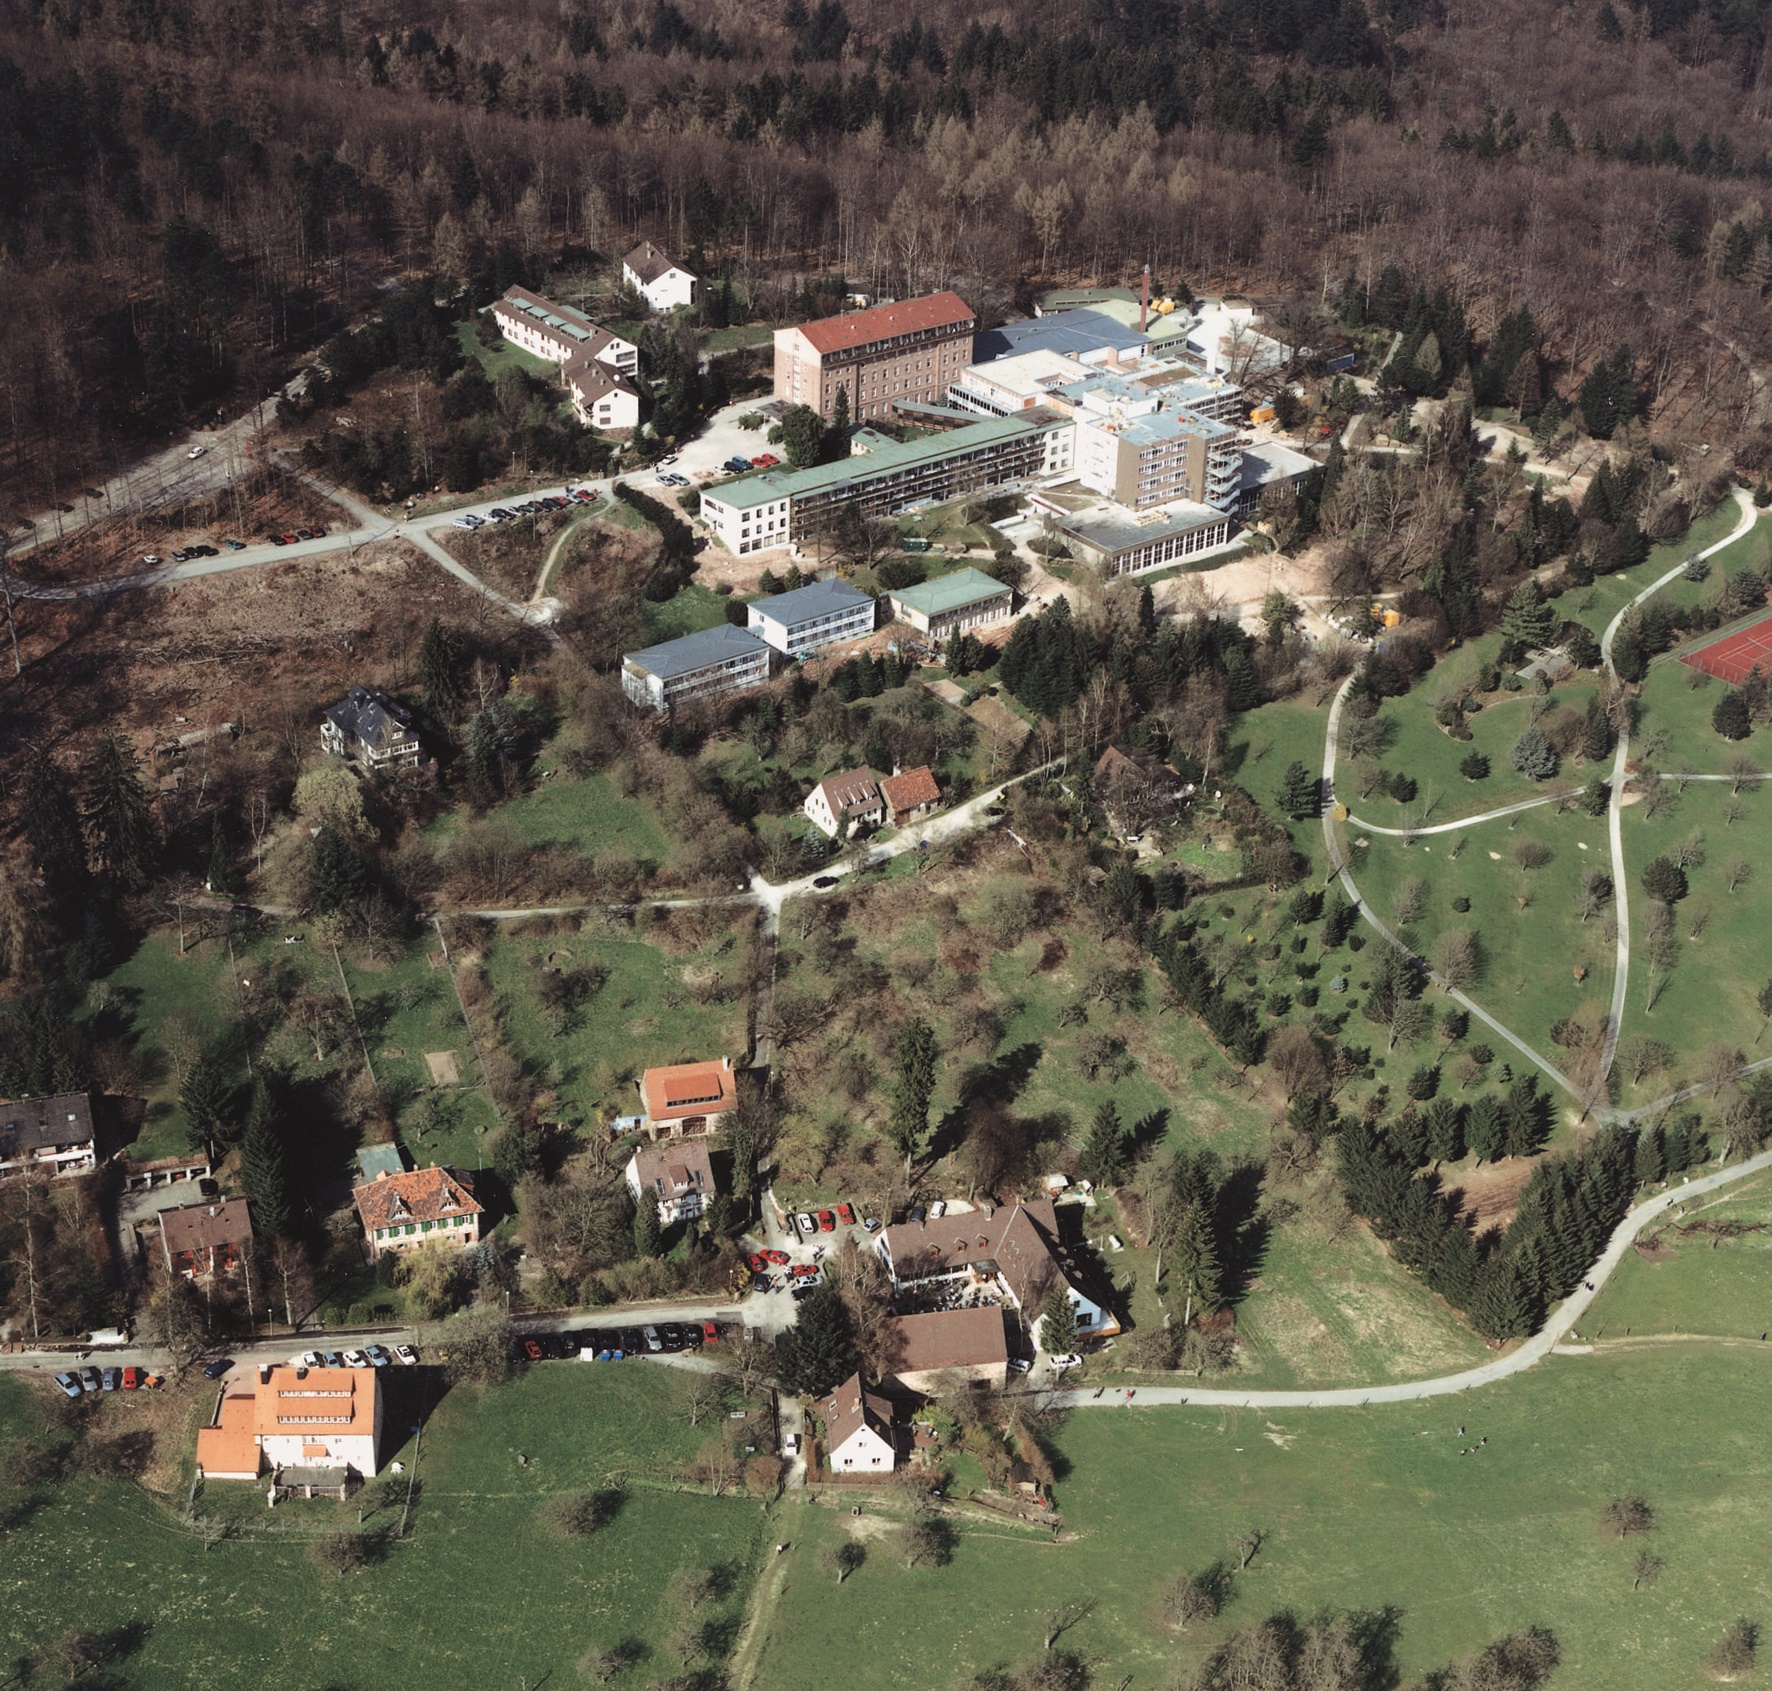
[1043,1146,1772,1411]
[1343,791,1570,838]
[1597,487,1757,1078]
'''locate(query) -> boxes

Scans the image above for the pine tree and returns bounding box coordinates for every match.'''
[420,618,466,719]
[633,1193,664,1256]
[83,734,156,891]
[889,1018,939,1168]
[238,1078,291,1239]
[1277,760,1320,819]
[1080,1100,1129,1185]
[1038,1285,1078,1356]
[1466,1093,1505,1164]
[774,1285,859,1395]
[1470,1261,1535,1340]
[1171,1199,1224,1322]
[1582,694,1613,762]
[310,825,368,914]
[1503,1073,1550,1157]
[829,383,851,452]
[1640,856,1688,903]
[1713,690,1752,741]
[1499,581,1557,655]
[1426,1098,1465,1163]
[1222,648,1258,713]
[179,1057,235,1162]
[1509,727,1559,781]
[1137,582,1158,637]
[206,816,236,895]
[1631,1125,1666,1187]
[19,746,89,905]
[1611,617,1646,683]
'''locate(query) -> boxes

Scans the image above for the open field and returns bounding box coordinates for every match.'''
[1561,500,1744,642]
[753,1344,1772,1691]
[1612,778,1772,1097]
[0,1363,766,1689]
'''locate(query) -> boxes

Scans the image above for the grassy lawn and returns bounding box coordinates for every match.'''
[453,320,558,384]
[1343,803,1614,1082]
[431,769,670,867]
[0,1364,766,1689]
[1582,1167,1772,1341]
[1611,778,1772,1097]
[479,916,750,1127]
[754,1345,1772,1691]
[1561,499,1743,642]
[705,324,774,352]
[646,582,732,642]
[92,929,485,1166]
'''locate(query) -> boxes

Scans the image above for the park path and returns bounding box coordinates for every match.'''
[1597,487,1757,1079]
[1045,1146,1772,1412]
[1318,673,1582,1103]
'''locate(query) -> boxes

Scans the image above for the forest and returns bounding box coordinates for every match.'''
[8,0,1772,503]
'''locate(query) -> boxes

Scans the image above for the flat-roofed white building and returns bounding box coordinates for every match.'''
[747,578,876,656]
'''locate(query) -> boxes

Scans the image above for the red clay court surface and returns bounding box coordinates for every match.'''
[1679,613,1772,684]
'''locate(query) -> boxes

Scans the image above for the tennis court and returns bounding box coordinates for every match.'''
[1678,612,1772,684]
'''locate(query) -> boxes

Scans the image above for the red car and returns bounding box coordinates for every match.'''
[817,1210,836,1232]
[121,1366,144,1390]
[755,452,779,467]
[701,1320,720,1344]
[280,531,300,544]
[523,1338,544,1362]
[792,1264,818,1280]
[748,1253,768,1273]
[763,1249,789,1265]
[836,1203,856,1226]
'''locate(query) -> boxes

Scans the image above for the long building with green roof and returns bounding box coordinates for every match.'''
[698,409,1073,556]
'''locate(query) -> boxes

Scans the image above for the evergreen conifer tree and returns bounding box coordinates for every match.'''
[889,1018,939,1169]
[1583,694,1613,762]
[421,618,466,719]
[1277,760,1320,819]
[83,734,156,891]
[19,746,89,905]
[179,1057,235,1162]
[774,1286,859,1394]
[1171,1200,1224,1323]
[1080,1100,1129,1186]
[1466,1093,1505,1163]
[633,1192,663,1256]
[1713,690,1752,741]
[1038,1285,1078,1356]
[238,1078,291,1239]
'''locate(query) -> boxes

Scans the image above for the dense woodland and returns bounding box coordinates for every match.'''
[10,0,1772,499]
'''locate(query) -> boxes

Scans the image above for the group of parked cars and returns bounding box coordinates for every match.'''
[265,526,326,545]
[140,538,254,564]
[53,1365,153,1398]
[293,1344,416,1371]
[516,1320,720,1363]
[454,488,598,530]
[722,453,779,474]
[791,1202,860,1237]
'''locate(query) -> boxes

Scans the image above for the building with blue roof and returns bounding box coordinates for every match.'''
[747,577,876,656]
[620,624,773,713]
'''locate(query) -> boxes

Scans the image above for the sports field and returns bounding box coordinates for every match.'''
[1677,609,1772,683]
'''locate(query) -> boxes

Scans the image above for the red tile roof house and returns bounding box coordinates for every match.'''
[773,291,977,423]
[352,1165,483,1261]
[638,1057,739,1138]
[883,1306,1011,1393]
[196,1365,383,1489]
[625,1139,719,1225]
[875,1199,1120,1348]
[879,765,941,828]
[819,1372,897,1473]
[803,766,885,839]
[159,1197,253,1280]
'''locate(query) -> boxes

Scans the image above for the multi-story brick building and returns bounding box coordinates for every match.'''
[773,292,977,422]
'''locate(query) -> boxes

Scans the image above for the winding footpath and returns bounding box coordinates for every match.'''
[1046,1145,1772,1411]
[1596,487,1757,1079]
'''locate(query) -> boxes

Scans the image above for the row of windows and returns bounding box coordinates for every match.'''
[378,1218,471,1238]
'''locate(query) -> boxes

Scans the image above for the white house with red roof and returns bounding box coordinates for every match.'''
[820,1372,897,1473]
[637,1057,739,1138]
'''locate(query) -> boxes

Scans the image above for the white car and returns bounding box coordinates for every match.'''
[394,1344,418,1365]
[188,444,207,459]
[141,554,161,566]
[296,1351,322,1369]
[1049,1353,1082,1371]
[929,1200,948,1219]
[797,1212,816,1236]
[343,1349,369,1368]
[642,1326,663,1353]
[452,515,476,529]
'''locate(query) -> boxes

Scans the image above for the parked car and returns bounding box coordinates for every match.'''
[452,516,477,529]
[320,1351,344,1369]
[748,1253,767,1272]
[559,1333,584,1358]
[837,1203,856,1226]
[700,1320,720,1345]
[201,1358,232,1380]
[223,537,245,550]
[929,1200,947,1219]
[864,1217,882,1231]
[791,1264,818,1281]
[363,1345,392,1367]
[812,875,839,888]
[141,554,162,565]
[817,1210,836,1232]
[642,1326,663,1353]
[188,444,207,459]
[101,1367,121,1391]
[54,1372,82,1399]
[763,1249,788,1265]
[523,1338,545,1362]
[796,1211,816,1235]
[621,1328,647,1355]
[344,1350,369,1368]
[659,1324,685,1351]
[908,1204,926,1224]
[121,1366,145,1389]
[280,531,300,543]
[1049,1353,1082,1371]
[790,1283,820,1301]
[393,1344,418,1365]
[782,1431,801,1455]
[1007,1358,1031,1375]
[266,533,285,545]
[297,1351,322,1369]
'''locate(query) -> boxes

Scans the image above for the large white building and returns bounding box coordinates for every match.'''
[197,1366,384,1484]
[746,578,876,656]
[621,624,773,713]
[492,286,640,430]
[820,1372,897,1473]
